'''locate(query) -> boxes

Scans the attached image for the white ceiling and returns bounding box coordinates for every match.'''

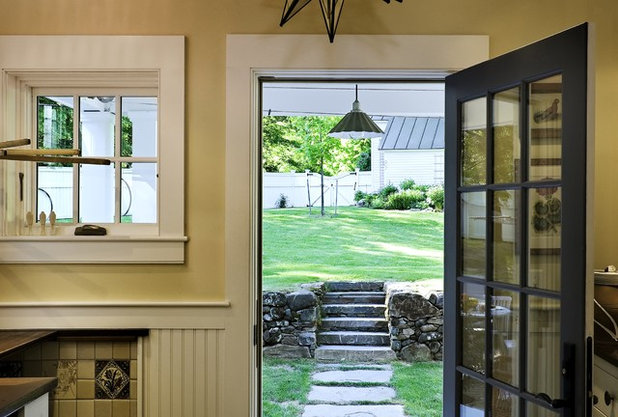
[261,82,444,117]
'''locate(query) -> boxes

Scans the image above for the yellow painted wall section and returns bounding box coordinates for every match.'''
[0,0,616,302]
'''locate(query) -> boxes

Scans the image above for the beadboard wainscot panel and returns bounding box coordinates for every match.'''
[144,329,224,417]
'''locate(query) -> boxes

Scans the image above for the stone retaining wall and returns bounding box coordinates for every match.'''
[262,284,324,358]
[385,283,444,361]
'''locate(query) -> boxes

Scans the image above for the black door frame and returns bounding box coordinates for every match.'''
[444,23,590,417]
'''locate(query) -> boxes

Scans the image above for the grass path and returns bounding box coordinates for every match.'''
[263,207,444,291]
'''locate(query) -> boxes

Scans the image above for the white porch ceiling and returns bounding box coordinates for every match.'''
[261,82,444,118]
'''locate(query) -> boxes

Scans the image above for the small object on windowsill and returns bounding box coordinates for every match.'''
[25,212,33,235]
[74,224,107,236]
[49,211,56,234]
[605,265,617,272]
[39,212,46,236]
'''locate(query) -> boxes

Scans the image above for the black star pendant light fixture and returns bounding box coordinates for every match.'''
[328,85,384,139]
[280,0,403,43]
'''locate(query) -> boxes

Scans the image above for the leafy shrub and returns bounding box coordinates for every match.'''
[400,178,416,191]
[379,184,399,199]
[275,193,289,208]
[354,190,367,202]
[370,196,386,209]
[427,186,444,211]
[385,189,426,210]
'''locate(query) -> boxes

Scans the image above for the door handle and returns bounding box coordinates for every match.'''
[535,393,568,409]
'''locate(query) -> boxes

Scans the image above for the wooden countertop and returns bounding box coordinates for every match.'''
[0,377,57,417]
[0,330,55,358]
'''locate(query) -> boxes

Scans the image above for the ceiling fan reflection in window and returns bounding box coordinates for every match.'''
[280,0,403,43]
[0,138,110,165]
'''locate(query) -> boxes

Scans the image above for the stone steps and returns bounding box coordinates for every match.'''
[321,303,386,318]
[322,291,386,305]
[316,282,394,363]
[318,331,390,346]
[320,317,388,332]
[314,345,396,363]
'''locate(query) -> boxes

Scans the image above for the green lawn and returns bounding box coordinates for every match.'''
[263,358,315,417]
[392,361,443,417]
[263,207,444,290]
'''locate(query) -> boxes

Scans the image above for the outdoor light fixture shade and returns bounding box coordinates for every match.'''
[328,86,384,139]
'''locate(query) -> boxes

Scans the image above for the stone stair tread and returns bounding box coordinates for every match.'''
[321,317,387,322]
[319,331,389,336]
[326,282,385,292]
[322,303,386,308]
[315,345,396,363]
[312,369,392,383]
[307,385,396,404]
[316,345,394,351]
[324,291,386,296]
[322,293,387,304]
[302,404,405,417]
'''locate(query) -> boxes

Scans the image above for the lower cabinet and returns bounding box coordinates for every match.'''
[594,356,618,417]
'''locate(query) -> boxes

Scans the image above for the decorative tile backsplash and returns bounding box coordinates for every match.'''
[95,360,130,399]
[0,338,139,417]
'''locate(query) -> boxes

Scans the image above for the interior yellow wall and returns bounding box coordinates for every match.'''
[0,0,616,302]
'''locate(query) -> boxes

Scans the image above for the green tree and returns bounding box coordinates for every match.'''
[262,116,371,174]
[37,97,73,150]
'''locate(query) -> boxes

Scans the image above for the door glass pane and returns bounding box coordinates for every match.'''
[121,163,157,223]
[529,75,562,181]
[492,387,519,417]
[461,97,487,185]
[493,190,520,284]
[492,290,519,386]
[528,187,561,291]
[462,192,486,278]
[79,163,115,223]
[462,282,485,373]
[526,402,559,417]
[80,96,115,158]
[461,374,485,416]
[527,296,561,399]
[121,97,158,157]
[36,96,74,223]
[493,87,521,183]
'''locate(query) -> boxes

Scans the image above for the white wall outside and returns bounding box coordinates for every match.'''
[263,171,372,209]
[381,149,444,187]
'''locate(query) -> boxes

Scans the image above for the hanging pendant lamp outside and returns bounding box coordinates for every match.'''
[328,85,384,139]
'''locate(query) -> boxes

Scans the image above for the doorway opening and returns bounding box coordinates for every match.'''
[260,79,446,417]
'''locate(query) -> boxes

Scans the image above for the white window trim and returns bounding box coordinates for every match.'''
[0,36,186,263]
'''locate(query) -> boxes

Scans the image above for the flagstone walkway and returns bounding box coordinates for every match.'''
[302,363,406,417]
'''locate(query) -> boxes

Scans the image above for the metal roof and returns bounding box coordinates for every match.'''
[378,116,444,150]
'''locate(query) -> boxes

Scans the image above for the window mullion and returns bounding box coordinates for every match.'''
[73,94,80,224]
[114,95,121,223]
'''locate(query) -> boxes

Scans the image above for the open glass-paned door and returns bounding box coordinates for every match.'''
[444,24,593,417]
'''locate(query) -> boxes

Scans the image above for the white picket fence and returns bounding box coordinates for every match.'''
[263,171,373,209]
